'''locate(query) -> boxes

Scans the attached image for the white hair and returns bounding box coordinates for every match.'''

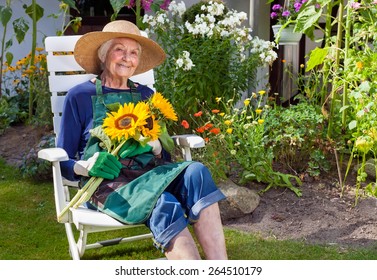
[98,39,114,64]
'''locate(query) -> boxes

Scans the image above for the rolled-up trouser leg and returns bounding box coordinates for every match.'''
[146,162,225,252]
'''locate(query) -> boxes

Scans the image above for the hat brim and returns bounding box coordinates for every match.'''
[74,31,166,75]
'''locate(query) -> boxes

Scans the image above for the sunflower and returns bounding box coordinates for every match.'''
[150,92,178,121]
[103,102,150,142]
[141,115,161,141]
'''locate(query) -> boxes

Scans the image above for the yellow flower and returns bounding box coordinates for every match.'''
[243,99,250,106]
[355,137,372,153]
[258,90,266,95]
[224,120,232,126]
[226,128,233,134]
[368,127,377,141]
[219,112,225,117]
[141,115,161,141]
[215,97,222,103]
[103,102,150,141]
[255,109,263,115]
[258,119,265,124]
[356,61,363,70]
[150,92,178,121]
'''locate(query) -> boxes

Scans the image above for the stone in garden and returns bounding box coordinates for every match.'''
[218,179,260,220]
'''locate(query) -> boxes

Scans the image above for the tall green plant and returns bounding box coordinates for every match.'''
[0,0,29,97]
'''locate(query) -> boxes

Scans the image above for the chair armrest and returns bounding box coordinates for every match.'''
[172,134,205,149]
[38,147,69,162]
[172,134,205,161]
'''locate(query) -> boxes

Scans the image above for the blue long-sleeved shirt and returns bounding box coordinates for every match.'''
[57,80,153,181]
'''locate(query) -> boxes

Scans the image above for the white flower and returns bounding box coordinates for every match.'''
[230,150,237,155]
[175,51,195,71]
[169,1,186,17]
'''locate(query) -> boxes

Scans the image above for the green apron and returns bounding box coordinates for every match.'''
[83,79,192,224]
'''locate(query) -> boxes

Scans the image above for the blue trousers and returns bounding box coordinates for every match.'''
[145,162,225,252]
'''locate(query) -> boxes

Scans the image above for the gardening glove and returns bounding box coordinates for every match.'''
[73,152,122,180]
[119,140,152,159]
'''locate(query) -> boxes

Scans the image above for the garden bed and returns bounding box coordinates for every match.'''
[1,124,377,249]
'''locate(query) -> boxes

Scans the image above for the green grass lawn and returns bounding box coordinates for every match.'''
[1,158,376,260]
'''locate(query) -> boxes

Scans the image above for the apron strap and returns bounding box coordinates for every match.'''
[95,77,139,103]
[95,77,138,94]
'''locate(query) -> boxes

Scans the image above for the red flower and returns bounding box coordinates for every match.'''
[204,123,213,130]
[194,111,203,117]
[212,109,220,114]
[181,120,190,129]
[210,128,221,135]
[196,126,205,133]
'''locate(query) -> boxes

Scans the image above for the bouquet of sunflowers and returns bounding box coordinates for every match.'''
[58,92,177,221]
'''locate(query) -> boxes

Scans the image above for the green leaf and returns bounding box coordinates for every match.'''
[295,6,322,33]
[106,102,121,112]
[5,51,13,65]
[339,105,350,113]
[306,47,328,71]
[90,126,112,152]
[159,123,174,153]
[348,120,357,130]
[359,81,371,93]
[61,0,79,12]
[24,3,44,22]
[12,18,29,44]
[0,6,12,26]
[110,0,129,21]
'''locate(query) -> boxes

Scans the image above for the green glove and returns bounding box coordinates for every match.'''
[74,152,122,180]
[119,139,152,158]
[88,152,122,179]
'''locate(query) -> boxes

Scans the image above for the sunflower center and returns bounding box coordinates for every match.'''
[115,114,138,129]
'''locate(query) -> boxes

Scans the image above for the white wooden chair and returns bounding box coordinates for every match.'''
[37,34,204,260]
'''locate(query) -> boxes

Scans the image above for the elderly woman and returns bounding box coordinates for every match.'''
[57,20,227,260]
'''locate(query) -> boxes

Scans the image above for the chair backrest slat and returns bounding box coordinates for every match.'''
[44,33,155,142]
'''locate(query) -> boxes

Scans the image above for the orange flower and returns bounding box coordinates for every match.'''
[181,120,190,129]
[212,109,220,114]
[196,127,205,133]
[210,128,220,135]
[204,123,213,130]
[204,137,209,143]
[194,111,203,117]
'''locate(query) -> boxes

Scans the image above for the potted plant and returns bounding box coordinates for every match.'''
[269,0,305,44]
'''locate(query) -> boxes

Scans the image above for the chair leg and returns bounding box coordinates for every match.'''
[65,223,80,260]
[77,228,88,257]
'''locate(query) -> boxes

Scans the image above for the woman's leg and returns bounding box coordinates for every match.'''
[164,227,201,260]
[146,192,201,259]
[166,162,228,259]
[193,203,228,260]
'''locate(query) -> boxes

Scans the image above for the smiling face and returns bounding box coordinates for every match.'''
[102,37,141,83]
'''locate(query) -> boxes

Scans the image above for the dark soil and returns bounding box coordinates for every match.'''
[1,124,377,249]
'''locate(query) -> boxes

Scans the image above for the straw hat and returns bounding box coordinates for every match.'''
[74,20,166,75]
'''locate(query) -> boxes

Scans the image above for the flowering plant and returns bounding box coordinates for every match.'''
[58,92,177,221]
[269,0,307,25]
[180,90,302,196]
[143,0,277,124]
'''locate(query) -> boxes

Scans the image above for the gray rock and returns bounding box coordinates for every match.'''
[218,179,260,220]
